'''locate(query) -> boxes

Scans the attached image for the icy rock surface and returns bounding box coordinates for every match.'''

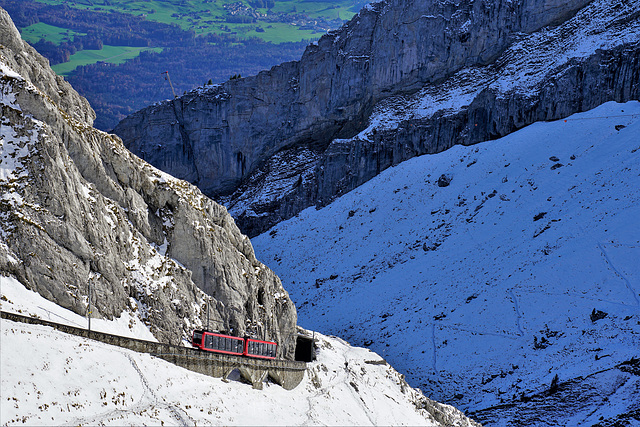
[0,7,297,355]
[114,0,640,237]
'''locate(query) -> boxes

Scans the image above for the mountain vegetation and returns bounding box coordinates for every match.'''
[2,0,359,130]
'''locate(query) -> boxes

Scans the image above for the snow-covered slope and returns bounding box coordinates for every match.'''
[0,312,475,426]
[0,276,157,341]
[253,101,640,425]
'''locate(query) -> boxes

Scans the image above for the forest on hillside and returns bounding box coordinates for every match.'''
[68,39,309,130]
[3,1,197,63]
[1,0,330,130]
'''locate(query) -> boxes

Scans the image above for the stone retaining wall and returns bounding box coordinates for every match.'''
[1,311,306,390]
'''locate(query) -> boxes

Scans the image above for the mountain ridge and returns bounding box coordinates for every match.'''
[112,0,616,236]
[221,0,640,236]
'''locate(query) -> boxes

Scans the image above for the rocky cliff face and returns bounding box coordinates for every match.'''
[113,0,609,235]
[0,7,297,356]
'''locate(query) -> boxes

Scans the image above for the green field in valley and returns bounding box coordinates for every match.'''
[20,22,86,45]
[51,46,163,76]
[29,0,363,42]
[17,0,366,74]
[8,0,366,129]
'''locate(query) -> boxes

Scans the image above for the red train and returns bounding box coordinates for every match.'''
[191,330,277,360]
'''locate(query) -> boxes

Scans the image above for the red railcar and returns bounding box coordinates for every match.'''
[245,338,278,359]
[191,330,277,360]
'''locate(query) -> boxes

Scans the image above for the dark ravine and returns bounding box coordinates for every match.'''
[113,0,602,236]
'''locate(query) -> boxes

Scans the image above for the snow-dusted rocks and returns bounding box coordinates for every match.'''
[113,0,615,236]
[252,101,640,425]
[0,9,94,126]
[0,7,297,355]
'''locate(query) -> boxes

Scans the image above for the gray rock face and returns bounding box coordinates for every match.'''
[0,10,95,126]
[0,7,297,357]
[114,0,594,235]
[121,0,639,238]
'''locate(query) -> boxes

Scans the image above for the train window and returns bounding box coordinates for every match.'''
[205,334,212,349]
[193,332,202,345]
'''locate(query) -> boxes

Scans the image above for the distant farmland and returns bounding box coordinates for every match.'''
[3,0,366,129]
[19,0,362,44]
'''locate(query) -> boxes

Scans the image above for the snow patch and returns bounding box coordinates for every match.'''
[0,276,157,341]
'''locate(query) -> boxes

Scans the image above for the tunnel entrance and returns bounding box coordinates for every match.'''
[295,334,315,362]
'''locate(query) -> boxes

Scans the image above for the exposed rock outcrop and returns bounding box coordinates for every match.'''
[0,9,95,126]
[226,0,640,237]
[114,0,606,235]
[0,7,297,357]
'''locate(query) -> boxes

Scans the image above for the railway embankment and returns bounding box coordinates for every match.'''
[1,311,306,390]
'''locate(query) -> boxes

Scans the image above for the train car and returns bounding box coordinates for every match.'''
[191,330,244,356]
[245,338,277,360]
[191,330,277,360]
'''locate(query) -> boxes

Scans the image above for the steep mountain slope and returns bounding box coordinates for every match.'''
[1,9,481,425]
[114,0,639,237]
[0,276,479,427]
[252,101,640,425]
[0,6,297,355]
